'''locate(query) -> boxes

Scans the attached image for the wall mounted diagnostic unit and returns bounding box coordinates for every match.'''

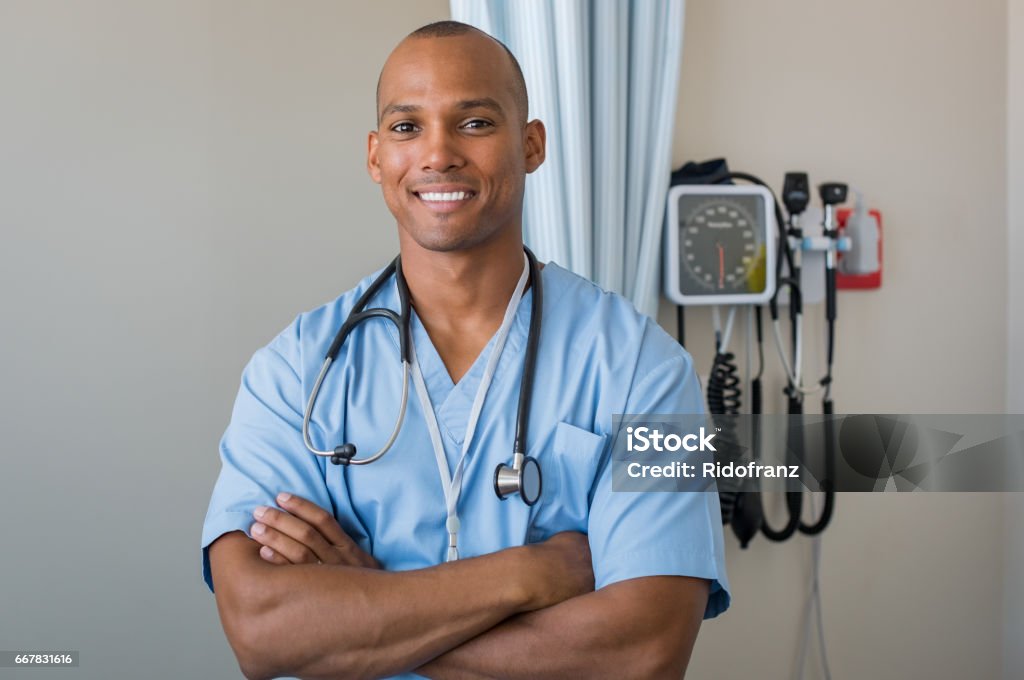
[664,184,777,306]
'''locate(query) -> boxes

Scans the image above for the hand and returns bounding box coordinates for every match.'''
[522,531,595,610]
[250,492,379,569]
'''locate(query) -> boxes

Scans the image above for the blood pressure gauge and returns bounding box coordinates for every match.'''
[663,184,777,305]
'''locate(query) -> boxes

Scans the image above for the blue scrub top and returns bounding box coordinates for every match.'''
[202,261,731,659]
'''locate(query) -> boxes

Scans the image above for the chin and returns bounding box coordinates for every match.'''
[411,233,485,253]
[405,222,499,254]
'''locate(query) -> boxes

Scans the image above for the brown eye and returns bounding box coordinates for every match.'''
[391,122,416,133]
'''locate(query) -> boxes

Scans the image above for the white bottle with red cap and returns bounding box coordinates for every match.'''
[840,189,880,275]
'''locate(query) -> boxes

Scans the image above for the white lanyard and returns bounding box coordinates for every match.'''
[408,255,530,562]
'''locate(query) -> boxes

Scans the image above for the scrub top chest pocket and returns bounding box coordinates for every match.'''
[528,421,608,542]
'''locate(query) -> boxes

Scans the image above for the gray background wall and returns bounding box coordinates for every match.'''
[0,1,1019,679]
[1004,0,1023,675]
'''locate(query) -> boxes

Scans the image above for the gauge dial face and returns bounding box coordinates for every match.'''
[676,195,767,296]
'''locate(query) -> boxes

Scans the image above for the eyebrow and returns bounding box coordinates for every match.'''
[456,97,504,114]
[379,97,506,120]
[380,103,421,118]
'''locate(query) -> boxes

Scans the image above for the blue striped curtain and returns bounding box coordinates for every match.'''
[450,0,685,317]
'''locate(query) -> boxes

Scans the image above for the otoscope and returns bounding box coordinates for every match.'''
[797,183,846,535]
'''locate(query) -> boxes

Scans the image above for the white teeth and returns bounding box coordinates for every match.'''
[420,191,468,202]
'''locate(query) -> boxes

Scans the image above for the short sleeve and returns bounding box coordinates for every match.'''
[587,348,731,619]
[200,323,333,592]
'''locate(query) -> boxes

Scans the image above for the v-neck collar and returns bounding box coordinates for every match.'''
[408,289,531,450]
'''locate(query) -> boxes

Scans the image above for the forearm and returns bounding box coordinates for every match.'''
[418,576,709,680]
[213,534,535,680]
[417,594,655,680]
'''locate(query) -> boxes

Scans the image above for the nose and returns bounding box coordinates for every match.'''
[421,126,465,173]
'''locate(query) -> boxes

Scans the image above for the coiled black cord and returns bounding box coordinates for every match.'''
[707,351,741,415]
[707,348,742,525]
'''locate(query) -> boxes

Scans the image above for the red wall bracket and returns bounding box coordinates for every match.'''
[836,208,883,290]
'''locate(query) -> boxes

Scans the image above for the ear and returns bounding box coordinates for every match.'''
[367,130,382,184]
[523,119,546,174]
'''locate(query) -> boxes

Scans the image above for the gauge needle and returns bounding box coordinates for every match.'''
[717,243,725,289]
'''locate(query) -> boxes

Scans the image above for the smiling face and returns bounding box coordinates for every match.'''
[368,32,545,254]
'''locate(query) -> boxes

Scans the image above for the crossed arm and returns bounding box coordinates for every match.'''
[208,494,709,680]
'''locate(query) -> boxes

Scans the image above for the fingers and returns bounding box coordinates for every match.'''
[275,494,380,569]
[256,543,290,566]
[251,513,328,565]
[274,493,354,548]
[249,494,380,569]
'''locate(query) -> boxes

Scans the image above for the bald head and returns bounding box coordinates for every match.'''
[376,21,529,126]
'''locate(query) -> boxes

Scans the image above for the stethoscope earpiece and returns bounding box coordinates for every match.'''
[330,443,357,466]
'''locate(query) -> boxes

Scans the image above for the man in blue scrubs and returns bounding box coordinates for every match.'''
[204,20,729,680]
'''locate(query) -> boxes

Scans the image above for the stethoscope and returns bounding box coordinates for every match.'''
[301,248,544,538]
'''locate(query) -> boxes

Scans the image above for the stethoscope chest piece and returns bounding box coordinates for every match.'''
[494,453,542,506]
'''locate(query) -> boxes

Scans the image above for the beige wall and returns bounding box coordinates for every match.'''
[668,1,1010,679]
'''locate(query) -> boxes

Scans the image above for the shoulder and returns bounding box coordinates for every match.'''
[252,264,395,379]
[541,263,695,380]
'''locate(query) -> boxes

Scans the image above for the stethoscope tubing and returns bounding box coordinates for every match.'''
[303,356,411,465]
[513,249,542,456]
[301,249,541,471]
[303,256,412,465]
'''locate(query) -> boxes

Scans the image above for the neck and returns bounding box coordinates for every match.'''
[399,235,526,331]
[397,231,529,384]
